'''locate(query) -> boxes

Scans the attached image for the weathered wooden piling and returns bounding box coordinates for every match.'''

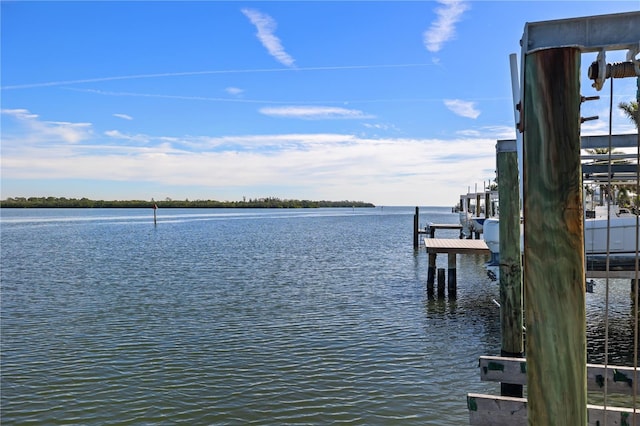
[523,47,586,424]
[447,254,457,298]
[427,252,436,292]
[484,191,491,219]
[496,139,523,397]
[437,268,446,298]
[153,202,158,226]
[474,192,482,239]
[425,239,490,299]
[413,206,419,248]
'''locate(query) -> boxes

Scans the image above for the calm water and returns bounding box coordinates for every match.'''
[0,207,636,424]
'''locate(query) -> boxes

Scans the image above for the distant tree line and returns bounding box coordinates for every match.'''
[0,196,375,209]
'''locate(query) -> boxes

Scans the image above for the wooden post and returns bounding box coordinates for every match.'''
[413,206,419,248]
[447,253,457,298]
[475,193,481,239]
[437,268,445,298]
[523,47,586,424]
[153,202,158,226]
[427,252,436,293]
[484,191,491,219]
[497,139,523,397]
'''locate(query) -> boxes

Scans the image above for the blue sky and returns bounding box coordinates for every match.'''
[1,1,638,206]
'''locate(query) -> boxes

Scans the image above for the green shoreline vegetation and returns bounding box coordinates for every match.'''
[0,196,375,209]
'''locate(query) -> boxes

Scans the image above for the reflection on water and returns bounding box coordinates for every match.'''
[586,278,640,366]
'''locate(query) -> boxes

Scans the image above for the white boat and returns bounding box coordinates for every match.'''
[483,205,639,276]
[584,207,639,271]
[459,212,488,238]
[457,190,499,238]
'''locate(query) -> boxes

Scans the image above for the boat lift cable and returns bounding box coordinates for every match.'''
[633,75,639,426]
[602,75,614,418]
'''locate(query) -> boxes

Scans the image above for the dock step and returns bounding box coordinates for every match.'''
[469,356,640,425]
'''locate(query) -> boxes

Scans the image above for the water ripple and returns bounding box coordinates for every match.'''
[2,208,629,424]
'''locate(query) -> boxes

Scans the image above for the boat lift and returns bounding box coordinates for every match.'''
[468,11,640,426]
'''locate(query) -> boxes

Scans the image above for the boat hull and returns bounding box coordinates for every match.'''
[484,216,639,270]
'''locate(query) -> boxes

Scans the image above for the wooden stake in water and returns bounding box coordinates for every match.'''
[153,203,158,226]
[413,206,419,249]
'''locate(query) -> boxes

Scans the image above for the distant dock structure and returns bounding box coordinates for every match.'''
[413,206,488,298]
[424,237,489,298]
[412,206,463,248]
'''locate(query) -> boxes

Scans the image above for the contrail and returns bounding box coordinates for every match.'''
[65,88,510,104]
[1,63,432,90]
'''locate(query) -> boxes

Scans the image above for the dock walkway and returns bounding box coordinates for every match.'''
[423,238,489,255]
[424,237,490,298]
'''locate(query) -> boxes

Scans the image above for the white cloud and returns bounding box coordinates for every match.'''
[423,0,469,53]
[2,108,92,144]
[456,125,515,140]
[1,108,39,120]
[241,8,295,67]
[0,117,500,205]
[259,106,374,120]
[113,113,133,120]
[2,107,633,205]
[362,122,400,132]
[104,130,154,144]
[225,87,244,96]
[444,99,480,119]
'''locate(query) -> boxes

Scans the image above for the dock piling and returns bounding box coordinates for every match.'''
[427,253,437,293]
[523,46,586,424]
[496,139,524,397]
[152,202,158,226]
[447,254,457,298]
[437,268,446,298]
[413,207,420,248]
[424,238,490,299]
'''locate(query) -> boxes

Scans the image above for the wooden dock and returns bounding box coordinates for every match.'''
[424,238,490,298]
[468,355,640,425]
[425,223,463,238]
[413,206,463,248]
[423,238,489,255]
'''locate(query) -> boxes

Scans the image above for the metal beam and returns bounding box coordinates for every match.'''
[499,133,639,150]
[522,11,640,54]
[582,163,639,175]
[580,133,639,150]
[496,139,517,153]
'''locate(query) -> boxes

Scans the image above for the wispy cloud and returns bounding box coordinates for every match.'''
[362,122,400,132]
[259,106,374,120]
[225,87,244,96]
[456,125,515,140]
[241,8,295,67]
[1,119,498,204]
[104,130,153,144]
[423,0,469,53]
[113,113,133,120]
[444,99,480,119]
[2,108,92,144]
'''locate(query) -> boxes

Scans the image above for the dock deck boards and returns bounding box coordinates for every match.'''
[418,223,463,235]
[424,238,490,255]
[427,223,463,230]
